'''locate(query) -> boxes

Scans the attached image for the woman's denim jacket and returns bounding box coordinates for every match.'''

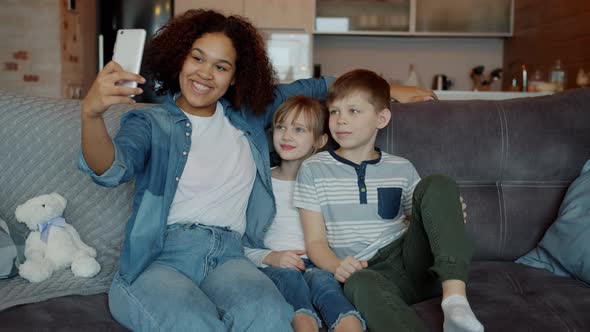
[78,78,333,284]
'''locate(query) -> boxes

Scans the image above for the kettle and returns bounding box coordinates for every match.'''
[432,74,452,90]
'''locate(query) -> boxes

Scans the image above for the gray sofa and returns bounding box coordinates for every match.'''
[0,88,589,331]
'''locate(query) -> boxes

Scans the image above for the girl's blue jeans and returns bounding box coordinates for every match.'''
[261,259,366,331]
[108,223,294,332]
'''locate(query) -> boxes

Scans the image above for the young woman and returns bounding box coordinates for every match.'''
[79,9,435,331]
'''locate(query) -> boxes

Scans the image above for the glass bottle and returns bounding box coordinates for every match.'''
[576,68,589,88]
[549,59,566,92]
[403,64,421,88]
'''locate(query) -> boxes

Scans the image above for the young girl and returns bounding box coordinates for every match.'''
[245,96,365,332]
[80,9,435,331]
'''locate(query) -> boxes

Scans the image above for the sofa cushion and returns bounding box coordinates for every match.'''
[516,160,590,284]
[0,91,143,310]
[413,261,590,331]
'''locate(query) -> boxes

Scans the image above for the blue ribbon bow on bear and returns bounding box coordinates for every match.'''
[37,216,66,243]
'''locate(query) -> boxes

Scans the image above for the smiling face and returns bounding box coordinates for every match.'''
[175,32,237,116]
[328,91,391,161]
[273,110,319,162]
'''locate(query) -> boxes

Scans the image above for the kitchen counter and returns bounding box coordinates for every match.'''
[435,90,552,100]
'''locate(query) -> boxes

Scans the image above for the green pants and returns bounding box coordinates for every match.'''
[343,175,473,332]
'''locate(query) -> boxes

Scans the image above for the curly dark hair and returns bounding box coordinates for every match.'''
[143,9,277,116]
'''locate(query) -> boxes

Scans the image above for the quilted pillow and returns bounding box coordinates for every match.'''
[517,160,590,285]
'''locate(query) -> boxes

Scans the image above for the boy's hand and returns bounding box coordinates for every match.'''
[335,256,368,283]
[390,84,437,103]
[264,250,307,271]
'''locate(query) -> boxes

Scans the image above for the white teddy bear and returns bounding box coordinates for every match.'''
[15,192,101,283]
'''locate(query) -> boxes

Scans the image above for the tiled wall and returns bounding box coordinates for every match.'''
[314,36,504,91]
[0,0,62,98]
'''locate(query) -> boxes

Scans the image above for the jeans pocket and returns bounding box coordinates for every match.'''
[377,187,402,219]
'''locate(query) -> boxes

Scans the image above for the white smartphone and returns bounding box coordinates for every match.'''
[112,29,146,89]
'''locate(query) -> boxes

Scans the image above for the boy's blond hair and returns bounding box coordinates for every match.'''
[327,69,390,111]
[272,96,327,143]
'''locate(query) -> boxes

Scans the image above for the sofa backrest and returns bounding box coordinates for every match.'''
[379,88,590,261]
[1,89,589,267]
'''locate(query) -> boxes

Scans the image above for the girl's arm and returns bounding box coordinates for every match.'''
[244,247,272,268]
[264,250,306,271]
[244,247,306,270]
[300,208,367,282]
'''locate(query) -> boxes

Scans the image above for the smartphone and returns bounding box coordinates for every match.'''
[112,29,146,90]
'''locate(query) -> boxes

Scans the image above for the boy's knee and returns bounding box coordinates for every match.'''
[344,270,378,300]
[421,174,457,190]
[415,174,458,199]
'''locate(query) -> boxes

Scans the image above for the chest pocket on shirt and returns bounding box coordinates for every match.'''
[377,187,403,219]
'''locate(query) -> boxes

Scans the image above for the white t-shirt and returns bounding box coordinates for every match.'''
[167,102,256,235]
[245,176,307,267]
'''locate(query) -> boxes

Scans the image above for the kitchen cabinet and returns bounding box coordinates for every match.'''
[244,0,315,32]
[316,0,411,34]
[415,0,512,35]
[315,0,513,37]
[174,0,314,32]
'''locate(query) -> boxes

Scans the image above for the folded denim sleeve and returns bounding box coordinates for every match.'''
[263,76,336,127]
[77,112,152,188]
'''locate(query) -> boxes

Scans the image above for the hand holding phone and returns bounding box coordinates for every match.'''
[112,29,146,90]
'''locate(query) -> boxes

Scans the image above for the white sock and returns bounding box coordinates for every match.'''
[441,295,484,332]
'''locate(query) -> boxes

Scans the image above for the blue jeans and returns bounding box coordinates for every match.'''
[261,259,365,331]
[108,223,294,332]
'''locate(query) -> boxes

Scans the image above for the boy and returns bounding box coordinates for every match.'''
[294,69,483,332]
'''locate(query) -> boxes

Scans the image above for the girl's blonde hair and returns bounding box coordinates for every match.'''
[272,96,327,155]
[272,96,328,140]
